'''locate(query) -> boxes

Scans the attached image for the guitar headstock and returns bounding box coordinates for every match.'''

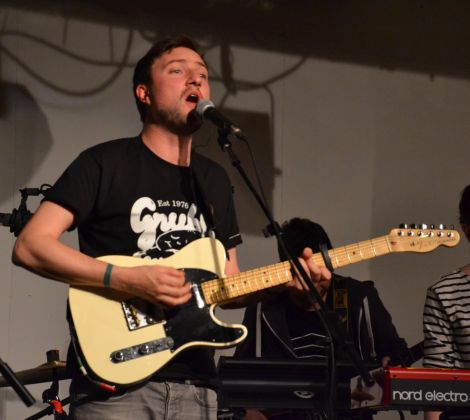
[388,224,460,253]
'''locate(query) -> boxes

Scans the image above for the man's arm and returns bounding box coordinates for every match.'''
[13,201,192,307]
[422,287,452,420]
[423,287,455,368]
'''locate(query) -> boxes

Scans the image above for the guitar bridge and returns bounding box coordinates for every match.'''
[110,337,174,363]
[121,298,162,331]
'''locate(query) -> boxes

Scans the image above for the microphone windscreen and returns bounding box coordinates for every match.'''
[195,99,215,118]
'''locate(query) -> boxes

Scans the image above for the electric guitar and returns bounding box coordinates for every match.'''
[68,226,460,386]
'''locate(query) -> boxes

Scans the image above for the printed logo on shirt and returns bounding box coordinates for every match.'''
[130,197,208,259]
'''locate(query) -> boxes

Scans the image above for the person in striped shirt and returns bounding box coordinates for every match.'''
[423,184,470,419]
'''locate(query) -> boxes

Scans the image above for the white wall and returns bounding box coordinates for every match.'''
[1,5,469,419]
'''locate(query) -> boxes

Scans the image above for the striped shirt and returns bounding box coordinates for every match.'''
[423,269,470,368]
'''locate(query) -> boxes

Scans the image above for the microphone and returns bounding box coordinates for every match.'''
[0,209,33,236]
[195,100,246,140]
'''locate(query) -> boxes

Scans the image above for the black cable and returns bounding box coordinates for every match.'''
[0,30,134,96]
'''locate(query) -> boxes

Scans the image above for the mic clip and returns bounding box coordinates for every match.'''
[1,184,51,237]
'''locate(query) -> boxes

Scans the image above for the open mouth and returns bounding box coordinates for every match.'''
[186,93,199,103]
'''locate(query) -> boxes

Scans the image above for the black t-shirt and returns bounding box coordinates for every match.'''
[45,136,242,387]
[46,136,241,257]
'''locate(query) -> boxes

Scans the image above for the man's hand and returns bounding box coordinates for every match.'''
[285,247,332,310]
[381,356,391,367]
[243,409,268,420]
[113,265,192,307]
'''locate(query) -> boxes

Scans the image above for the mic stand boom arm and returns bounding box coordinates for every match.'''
[216,128,374,417]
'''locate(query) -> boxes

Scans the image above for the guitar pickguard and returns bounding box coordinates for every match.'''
[164,268,246,349]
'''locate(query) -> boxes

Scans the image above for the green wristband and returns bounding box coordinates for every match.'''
[103,263,114,288]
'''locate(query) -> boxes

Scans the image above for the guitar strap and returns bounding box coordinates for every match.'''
[189,157,218,241]
[319,243,334,272]
[332,275,349,334]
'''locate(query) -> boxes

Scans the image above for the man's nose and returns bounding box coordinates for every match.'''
[188,71,202,86]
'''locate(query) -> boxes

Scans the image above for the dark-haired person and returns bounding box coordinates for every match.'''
[235,218,409,420]
[423,185,470,420]
[12,37,330,419]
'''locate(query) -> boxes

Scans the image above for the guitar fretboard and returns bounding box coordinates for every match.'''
[316,236,392,269]
[201,261,293,304]
[201,235,392,304]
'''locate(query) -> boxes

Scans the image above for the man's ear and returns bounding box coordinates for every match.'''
[135,84,151,105]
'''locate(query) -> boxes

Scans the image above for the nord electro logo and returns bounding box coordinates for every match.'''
[391,380,470,407]
[393,390,469,404]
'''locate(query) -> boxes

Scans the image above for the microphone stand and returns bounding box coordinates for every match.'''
[216,128,374,419]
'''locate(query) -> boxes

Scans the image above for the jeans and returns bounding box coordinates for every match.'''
[70,381,218,420]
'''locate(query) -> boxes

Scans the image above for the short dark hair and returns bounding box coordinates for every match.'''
[459,185,470,225]
[278,217,333,261]
[132,35,205,122]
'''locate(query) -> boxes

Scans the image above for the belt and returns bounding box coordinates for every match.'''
[151,378,212,388]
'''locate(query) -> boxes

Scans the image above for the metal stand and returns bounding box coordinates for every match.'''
[216,128,374,419]
[0,357,35,407]
[25,350,69,419]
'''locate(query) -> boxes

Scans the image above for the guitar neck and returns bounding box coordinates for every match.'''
[202,234,393,305]
[316,235,392,269]
[201,260,293,305]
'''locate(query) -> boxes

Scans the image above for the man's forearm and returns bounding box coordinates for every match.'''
[13,233,116,288]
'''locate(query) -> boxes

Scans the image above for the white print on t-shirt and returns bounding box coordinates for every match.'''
[130,196,207,259]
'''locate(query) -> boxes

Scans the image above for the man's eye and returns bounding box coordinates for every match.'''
[200,73,208,79]
[170,69,182,74]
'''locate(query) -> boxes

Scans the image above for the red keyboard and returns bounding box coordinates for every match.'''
[351,367,470,411]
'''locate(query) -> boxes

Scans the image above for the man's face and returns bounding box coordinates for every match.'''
[140,46,210,135]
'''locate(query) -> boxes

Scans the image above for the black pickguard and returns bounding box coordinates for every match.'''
[164,268,245,350]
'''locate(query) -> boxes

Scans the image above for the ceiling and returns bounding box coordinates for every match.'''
[4,0,470,80]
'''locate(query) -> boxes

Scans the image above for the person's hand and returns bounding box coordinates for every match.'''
[381,356,392,367]
[243,409,268,420]
[285,247,332,310]
[114,264,192,307]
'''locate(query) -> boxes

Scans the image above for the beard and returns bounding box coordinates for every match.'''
[152,105,203,136]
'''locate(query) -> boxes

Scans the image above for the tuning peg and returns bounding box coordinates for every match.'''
[430,224,435,229]
[449,224,454,230]
[410,223,417,229]
[420,224,428,229]
[399,223,408,229]
[438,224,446,230]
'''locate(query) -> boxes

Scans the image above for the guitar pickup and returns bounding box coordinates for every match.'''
[110,337,174,363]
